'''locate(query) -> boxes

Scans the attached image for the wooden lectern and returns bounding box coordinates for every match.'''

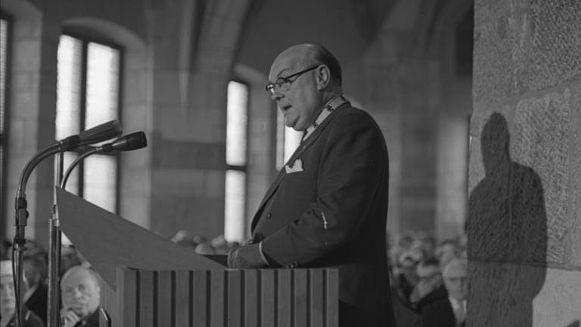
[56,187,339,327]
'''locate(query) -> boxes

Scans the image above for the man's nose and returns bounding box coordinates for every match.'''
[73,288,84,298]
[270,89,283,101]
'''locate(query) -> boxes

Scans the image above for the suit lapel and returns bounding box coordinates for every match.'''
[250,103,349,232]
[250,168,286,231]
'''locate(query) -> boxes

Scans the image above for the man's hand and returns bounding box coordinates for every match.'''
[227,243,268,268]
[60,308,81,327]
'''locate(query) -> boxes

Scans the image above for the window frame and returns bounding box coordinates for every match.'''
[58,30,124,213]
[225,78,250,242]
[0,11,13,227]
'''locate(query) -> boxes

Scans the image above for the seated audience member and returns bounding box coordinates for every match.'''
[416,234,437,259]
[397,233,416,251]
[60,266,103,327]
[393,250,422,304]
[435,239,461,270]
[421,258,467,327]
[23,253,48,325]
[390,250,422,327]
[194,242,215,255]
[410,257,445,308]
[0,260,45,327]
[170,230,199,251]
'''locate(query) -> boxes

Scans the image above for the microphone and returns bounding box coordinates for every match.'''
[16,120,123,199]
[36,120,123,155]
[14,121,124,244]
[100,131,147,153]
[77,120,123,146]
[61,132,148,189]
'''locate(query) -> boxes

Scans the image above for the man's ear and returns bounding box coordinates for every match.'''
[315,65,331,90]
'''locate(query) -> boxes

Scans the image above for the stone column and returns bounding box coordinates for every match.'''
[350,0,444,236]
[147,0,253,238]
[468,1,581,326]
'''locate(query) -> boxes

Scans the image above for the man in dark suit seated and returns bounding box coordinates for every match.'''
[421,258,467,327]
[412,257,446,310]
[60,266,103,327]
[23,252,48,325]
[227,43,395,326]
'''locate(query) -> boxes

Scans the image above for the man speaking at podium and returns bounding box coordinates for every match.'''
[227,43,395,326]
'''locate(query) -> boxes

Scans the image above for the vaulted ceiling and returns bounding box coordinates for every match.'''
[237,0,395,74]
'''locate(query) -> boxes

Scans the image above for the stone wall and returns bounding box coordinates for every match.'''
[468,0,581,325]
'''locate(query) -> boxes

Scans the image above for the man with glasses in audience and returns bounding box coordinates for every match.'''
[421,258,468,327]
[227,43,395,326]
[60,266,104,327]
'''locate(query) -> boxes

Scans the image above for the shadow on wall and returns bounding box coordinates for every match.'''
[466,113,547,327]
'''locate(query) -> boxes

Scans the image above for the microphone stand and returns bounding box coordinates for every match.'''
[61,147,100,189]
[48,146,114,327]
[50,147,102,327]
[12,120,121,327]
[48,131,144,327]
[13,136,79,327]
[48,147,102,327]
[47,152,64,327]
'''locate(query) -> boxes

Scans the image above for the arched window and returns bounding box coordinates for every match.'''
[224,80,249,242]
[56,32,122,213]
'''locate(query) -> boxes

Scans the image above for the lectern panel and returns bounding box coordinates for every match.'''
[138,271,154,327]
[156,271,173,326]
[210,270,226,327]
[227,270,242,327]
[174,271,190,327]
[277,269,292,327]
[243,270,258,326]
[192,271,208,326]
[111,268,338,327]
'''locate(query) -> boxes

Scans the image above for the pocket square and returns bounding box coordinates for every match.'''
[285,159,304,174]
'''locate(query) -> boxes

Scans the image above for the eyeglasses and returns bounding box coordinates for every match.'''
[265,65,320,96]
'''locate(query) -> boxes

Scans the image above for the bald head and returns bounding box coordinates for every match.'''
[267,44,343,131]
[61,266,101,318]
[269,44,342,87]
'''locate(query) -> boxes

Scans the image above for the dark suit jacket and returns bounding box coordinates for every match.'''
[25,283,47,325]
[251,102,392,317]
[74,308,101,327]
[3,307,45,327]
[421,296,463,327]
[417,285,448,312]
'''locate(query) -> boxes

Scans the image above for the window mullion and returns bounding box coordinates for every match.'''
[114,48,124,214]
[78,39,88,198]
